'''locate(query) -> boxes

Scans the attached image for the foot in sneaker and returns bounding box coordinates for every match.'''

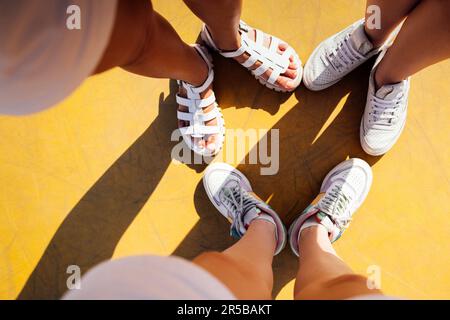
[360,48,410,156]
[203,163,287,255]
[303,19,383,91]
[288,159,372,257]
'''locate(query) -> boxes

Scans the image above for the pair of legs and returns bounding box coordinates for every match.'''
[95,0,299,151]
[363,0,450,87]
[97,0,450,90]
[193,198,378,300]
[304,0,450,155]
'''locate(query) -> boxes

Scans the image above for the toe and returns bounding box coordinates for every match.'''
[278,42,288,52]
[288,60,298,71]
[283,68,298,80]
[205,134,217,153]
[276,76,298,91]
[278,43,298,71]
[195,138,205,149]
[204,117,218,153]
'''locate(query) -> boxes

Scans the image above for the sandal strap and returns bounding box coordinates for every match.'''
[267,68,282,85]
[242,31,289,70]
[177,103,219,123]
[221,46,247,59]
[203,21,292,86]
[269,35,280,52]
[176,92,216,113]
[177,87,220,139]
[179,123,221,138]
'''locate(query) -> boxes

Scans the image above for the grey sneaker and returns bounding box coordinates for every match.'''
[360,48,410,156]
[289,159,373,257]
[303,19,382,91]
[203,162,287,255]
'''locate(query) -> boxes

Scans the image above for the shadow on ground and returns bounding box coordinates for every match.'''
[18,82,180,299]
[19,53,381,299]
[17,57,289,299]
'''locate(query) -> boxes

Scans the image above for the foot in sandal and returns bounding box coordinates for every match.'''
[177,45,225,156]
[201,21,302,92]
[288,159,372,257]
[203,162,287,255]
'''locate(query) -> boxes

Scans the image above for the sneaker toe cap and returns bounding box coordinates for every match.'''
[303,49,336,90]
[204,169,231,196]
[361,129,395,156]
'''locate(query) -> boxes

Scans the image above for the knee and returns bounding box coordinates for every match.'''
[194,252,273,298]
[121,0,157,66]
[194,251,233,266]
[96,0,155,71]
[294,274,379,300]
[195,251,253,277]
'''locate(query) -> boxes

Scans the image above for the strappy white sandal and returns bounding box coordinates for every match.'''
[201,20,302,93]
[177,45,225,156]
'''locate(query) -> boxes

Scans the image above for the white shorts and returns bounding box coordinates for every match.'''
[0,0,117,115]
[63,255,236,300]
[62,254,396,300]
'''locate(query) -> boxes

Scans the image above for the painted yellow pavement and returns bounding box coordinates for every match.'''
[0,0,449,299]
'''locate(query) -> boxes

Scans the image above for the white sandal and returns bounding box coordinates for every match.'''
[201,20,302,93]
[177,45,225,156]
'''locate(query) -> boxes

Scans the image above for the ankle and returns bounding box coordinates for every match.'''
[249,218,276,243]
[252,217,276,232]
[183,47,209,87]
[374,66,400,90]
[208,25,241,51]
[363,25,387,48]
[298,223,333,255]
[299,223,327,240]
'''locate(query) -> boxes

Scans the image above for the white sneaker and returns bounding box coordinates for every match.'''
[203,163,287,255]
[360,48,410,156]
[289,159,372,257]
[303,19,382,91]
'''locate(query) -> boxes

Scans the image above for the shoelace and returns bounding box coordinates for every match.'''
[320,186,352,229]
[221,183,260,219]
[324,34,363,72]
[369,94,404,125]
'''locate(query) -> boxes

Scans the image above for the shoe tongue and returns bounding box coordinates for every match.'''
[243,207,261,226]
[350,24,374,55]
[317,181,354,215]
[316,211,342,242]
[375,82,403,99]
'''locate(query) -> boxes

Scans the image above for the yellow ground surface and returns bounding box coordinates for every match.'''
[1,0,449,300]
